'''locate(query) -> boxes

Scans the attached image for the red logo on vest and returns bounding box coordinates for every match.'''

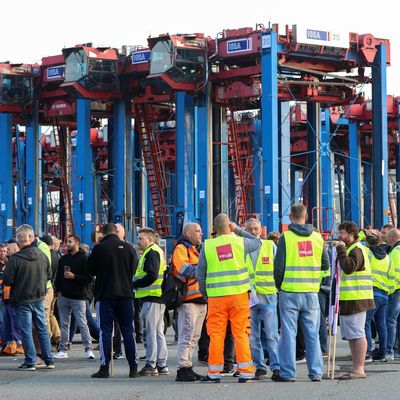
[216,244,234,261]
[262,257,270,264]
[298,241,313,257]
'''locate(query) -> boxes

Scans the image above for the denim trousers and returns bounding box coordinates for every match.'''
[16,300,53,365]
[279,291,322,380]
[386,290,400,354]
[365,293,388,356]
[250,293,280,371]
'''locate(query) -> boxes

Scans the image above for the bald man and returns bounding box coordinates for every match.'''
[386,229,400,360]
[197,213,261,383]
[172,222,207,382]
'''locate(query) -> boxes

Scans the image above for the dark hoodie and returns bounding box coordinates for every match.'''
[54,248,92,300]
[274,223,330,291]
[3,245,51,306]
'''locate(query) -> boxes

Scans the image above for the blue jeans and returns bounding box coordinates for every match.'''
[318,291,329,353]
[386,290,400,354]
[15,300,53,365]
[250,294,280,371]
[365,293,387,356]
[279,292,322,380]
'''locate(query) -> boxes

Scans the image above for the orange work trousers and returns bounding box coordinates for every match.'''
[206,292,254,378]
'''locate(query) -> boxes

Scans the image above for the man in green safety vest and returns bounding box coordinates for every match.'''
[274,203,329,382]
[385,228,400,360]
[335,221,375,380]
[133,227,169,377]
[364,233,395,362]
[235,218,280,380]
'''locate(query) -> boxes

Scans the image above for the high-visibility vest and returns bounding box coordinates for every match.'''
[339,242,373,301]
[390,245,400,291]
[281,230,324,293]
[134,243,166,298]
[204,234,250,297]
[369,250,394,294]
[247,240,276,295]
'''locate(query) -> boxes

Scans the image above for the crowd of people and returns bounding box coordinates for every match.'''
[1,204,400,383]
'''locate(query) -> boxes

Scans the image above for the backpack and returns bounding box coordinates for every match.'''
[161,263,188,310]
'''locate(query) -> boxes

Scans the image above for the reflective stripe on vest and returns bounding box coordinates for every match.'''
[368,251,393,294]
[339,242,373,301]
[253,240,276,295]
[204,235,250,297]
[281,230,323,293]
[390,245,400,291]
[134,243,166,298]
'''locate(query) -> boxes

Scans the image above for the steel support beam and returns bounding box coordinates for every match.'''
[372,44,388,228]
[279,102,291,225]
[306,102,320,224]
[25,101,41,234]
[15,134,25,226]
[320,108,334,232]
[0,114,13,240]
[175,92,195,236]
[73,99,94,245]
[363,162,372,228]
[253,119,262,218]
[261,31,279,231]
[196,88,212,236]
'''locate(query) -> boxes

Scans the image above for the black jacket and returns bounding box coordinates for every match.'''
[87,234,138,301]
[274,223,330,291]
[54,249,92,300]
[50,249,60,281]
[3,245,51,306]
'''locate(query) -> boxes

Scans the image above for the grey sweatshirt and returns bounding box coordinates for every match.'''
[196,230,261,296]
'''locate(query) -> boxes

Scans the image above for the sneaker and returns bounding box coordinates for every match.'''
[310,376,321,382]
[255,369,267,378]
[18,363,36,371]
[139,364,159,376]
[91,366,110,378]
[188,367,205,381]
[386,353,395,361]
[53,351,68,359]
[113,352,124,360]
[45,361,55,369]
[238,376,260,383]
[373,356,387,362]
[221,367,234,376]
[157,365,169,375]
[85,350,95,360]
[176,367,196,382]
[272,374,295,382]
[271,370,281,380]
[365,353,373,363]
[394,353,400,360]
[200,375,220,383]
[129,366,139,378]
[295,355,306,364]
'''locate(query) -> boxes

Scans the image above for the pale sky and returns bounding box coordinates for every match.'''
[2,0,398,95]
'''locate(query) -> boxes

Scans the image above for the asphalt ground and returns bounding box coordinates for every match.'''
[1,329,400,400]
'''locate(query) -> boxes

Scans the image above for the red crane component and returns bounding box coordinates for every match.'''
[61,45,120,99]
[134,103,170,236]
[226,109,255,224]
[147,33,208,92]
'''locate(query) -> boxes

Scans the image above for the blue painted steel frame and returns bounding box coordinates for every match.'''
[0,114,13,240]
[175,92,195,236]
[253,119,262,218]
[25,102,41,234]
[372,44,389,228]
[363,162,372,227]
[320,108,334,232]
[16,133,26,226]
[261,31,279,232]
[279,102,291,225]
[73,99,94,245]
[347,122,361,225]
[196,89,211,236]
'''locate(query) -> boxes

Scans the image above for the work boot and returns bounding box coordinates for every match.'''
[2,341,16,355]
[255,368,267,378]
[129,365,139,378]
[188,367,205,381]
[91,365,110,378]
[176,367,196,382]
